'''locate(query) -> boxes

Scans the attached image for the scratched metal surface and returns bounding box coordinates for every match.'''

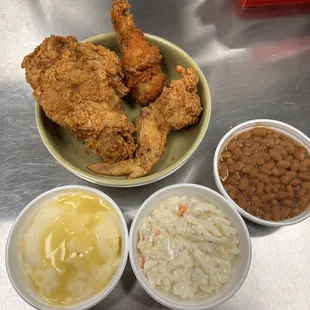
[1,0,310,309]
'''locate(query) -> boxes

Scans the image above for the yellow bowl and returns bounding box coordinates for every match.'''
[36,33,212,187]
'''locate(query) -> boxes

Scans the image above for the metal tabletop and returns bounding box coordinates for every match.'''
[1,0,310,309]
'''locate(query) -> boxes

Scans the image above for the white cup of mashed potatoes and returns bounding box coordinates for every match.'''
[5,185,128,310]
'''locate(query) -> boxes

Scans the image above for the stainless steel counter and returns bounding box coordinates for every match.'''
[1,0,310,309]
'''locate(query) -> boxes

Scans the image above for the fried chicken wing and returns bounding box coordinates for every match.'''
[110,0,165,105]
[88,66,203,178]
[22,35,136,162]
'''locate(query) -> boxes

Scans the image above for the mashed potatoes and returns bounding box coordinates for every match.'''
[21,191,122,305]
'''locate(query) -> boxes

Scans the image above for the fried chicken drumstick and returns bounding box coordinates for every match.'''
[22,35,136,163]
[110,0,165,106]
[88,66,203,178]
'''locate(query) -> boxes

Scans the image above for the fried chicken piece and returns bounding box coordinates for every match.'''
[89,106,169,178]
[110,0,165,106]
[22,35,136,162]
[88,66,203,178]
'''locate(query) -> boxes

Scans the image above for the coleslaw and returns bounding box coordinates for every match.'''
[137,196,240,299]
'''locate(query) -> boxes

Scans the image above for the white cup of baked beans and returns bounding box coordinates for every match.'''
[213,119,310,227]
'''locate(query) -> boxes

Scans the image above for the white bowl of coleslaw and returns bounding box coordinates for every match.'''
[129,184,251,310]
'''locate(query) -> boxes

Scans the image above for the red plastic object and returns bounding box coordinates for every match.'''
[241,0,310,7]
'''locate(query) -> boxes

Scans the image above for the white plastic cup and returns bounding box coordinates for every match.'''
[6,185,129,310]
[129,183,252,310]
[214,119,310,227]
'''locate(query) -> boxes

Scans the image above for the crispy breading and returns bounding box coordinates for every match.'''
[22,35,136,162]
[110,0,165,105]
[88,66,203,178]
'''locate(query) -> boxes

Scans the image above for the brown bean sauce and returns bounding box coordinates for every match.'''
[219,127,310,221]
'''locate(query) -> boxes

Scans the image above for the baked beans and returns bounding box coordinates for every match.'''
[219,127,310,221]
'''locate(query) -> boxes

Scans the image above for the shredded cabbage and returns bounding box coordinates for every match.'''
[137,196,240,299]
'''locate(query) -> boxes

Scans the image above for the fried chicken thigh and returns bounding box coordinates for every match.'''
[88,66,203,178]
[22,35,136,162]
[110,0,165,105]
